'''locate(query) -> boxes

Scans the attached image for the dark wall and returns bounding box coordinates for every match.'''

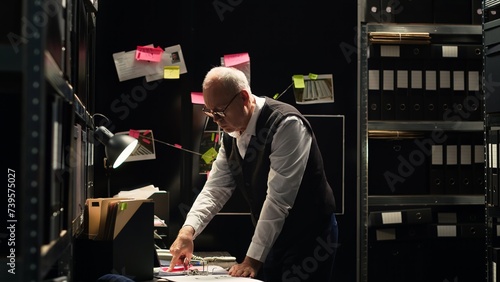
[95,1,357,280]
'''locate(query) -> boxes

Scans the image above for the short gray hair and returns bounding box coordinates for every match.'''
[202,66,250,94]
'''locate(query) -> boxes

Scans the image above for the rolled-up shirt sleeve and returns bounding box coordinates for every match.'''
[246,116,312,261]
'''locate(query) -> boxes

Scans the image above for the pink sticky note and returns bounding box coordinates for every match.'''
[135,46,163,62]
[191,92,204,105]
[140,130,152,143]
[223,52,250,67]
[174,144,182,148]
[129,129,140,138]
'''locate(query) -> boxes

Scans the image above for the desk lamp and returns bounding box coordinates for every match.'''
[95,125,138,169]
[92,113,139,197]
[92,113,139,169]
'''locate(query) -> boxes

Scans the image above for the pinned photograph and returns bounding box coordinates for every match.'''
[171,51,181,63]
[292,74,334,104]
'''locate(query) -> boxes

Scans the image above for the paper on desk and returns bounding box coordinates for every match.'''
[158,265,226,274]
[114,184,161,199]
[191,265,228,274]
[164,275,263,281]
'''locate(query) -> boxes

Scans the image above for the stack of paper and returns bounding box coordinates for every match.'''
[114,184,162,199]
[369,32,431,44]
[163,275,263,281]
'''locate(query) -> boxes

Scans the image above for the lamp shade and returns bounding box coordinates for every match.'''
[95,126,139,168]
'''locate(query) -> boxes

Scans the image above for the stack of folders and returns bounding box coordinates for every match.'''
[430,209,485,240]
[491,247,500,276]
[430,132,485,195]
[369,207,485,242]
[488,130,499,206]
[368,130,423,139]
[85,197,153,240]
[368,208,433,241]
[368,36,483,122]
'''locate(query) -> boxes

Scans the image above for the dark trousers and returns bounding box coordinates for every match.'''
[259,213,339,282]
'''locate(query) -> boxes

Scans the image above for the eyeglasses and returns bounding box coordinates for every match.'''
[202,92,240,118]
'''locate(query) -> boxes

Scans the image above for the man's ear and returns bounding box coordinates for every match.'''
[240,90,250,104]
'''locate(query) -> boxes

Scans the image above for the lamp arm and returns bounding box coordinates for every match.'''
[140,135,203,156]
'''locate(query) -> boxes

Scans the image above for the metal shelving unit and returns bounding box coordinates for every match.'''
[17,1,61,280]
[485,116,499,282]
[484,2,500,281]
[357,22,370,282]
[358,16,486,282]
[1,1,95,281]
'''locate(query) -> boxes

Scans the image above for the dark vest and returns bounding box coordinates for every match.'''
[223,98,335,244]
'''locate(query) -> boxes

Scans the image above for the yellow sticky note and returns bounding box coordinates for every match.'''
[308,73,318,80]
[164,66,180,79]
[292,75,305,88]
[201,147,218,164]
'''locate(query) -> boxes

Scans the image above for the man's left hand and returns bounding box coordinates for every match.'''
[228,256,262,278]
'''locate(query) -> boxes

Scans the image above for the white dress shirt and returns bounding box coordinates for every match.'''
[183,95,312,262]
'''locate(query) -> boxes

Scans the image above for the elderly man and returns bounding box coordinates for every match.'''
[169,66,338,281]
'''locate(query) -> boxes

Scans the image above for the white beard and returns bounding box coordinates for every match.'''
[227,131,241,138]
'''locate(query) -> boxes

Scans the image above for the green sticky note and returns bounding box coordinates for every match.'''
[309,73,318,80]
[119,202,127,211]
[273,93,279,99]
[202,147,218,164]
[292,75,305,88]
[164,66,180,79]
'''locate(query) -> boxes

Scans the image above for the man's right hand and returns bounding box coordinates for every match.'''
[167,225,195,271]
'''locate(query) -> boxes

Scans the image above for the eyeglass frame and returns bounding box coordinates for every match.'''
[201,91,241,118]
